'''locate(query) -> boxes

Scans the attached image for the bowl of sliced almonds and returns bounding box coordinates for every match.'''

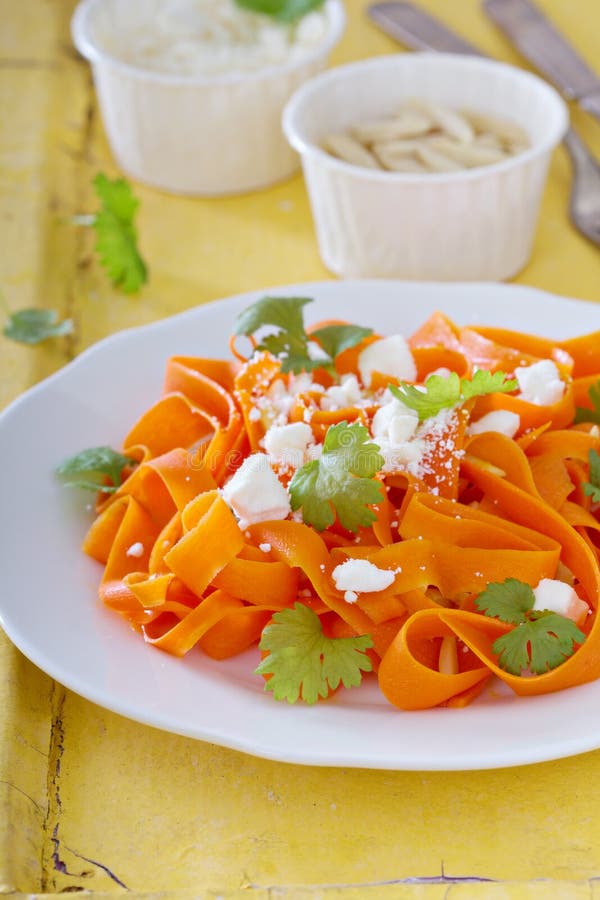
[283,53,567,280]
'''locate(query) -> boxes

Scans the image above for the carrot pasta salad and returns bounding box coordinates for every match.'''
[57,297,600,710]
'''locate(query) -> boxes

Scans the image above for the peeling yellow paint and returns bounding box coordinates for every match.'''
[1,0,599,896]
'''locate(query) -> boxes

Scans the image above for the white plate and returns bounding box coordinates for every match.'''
[1,281,599,770]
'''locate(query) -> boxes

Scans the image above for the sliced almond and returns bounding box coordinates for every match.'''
[374,146,428,172]
[408,100,475,143]
[415,145,463,173]
[439,636,459,675]
[427,135,506,168]
[460,108,529,148]
[474,131,504,150]
[323,133,382,169]
[352,109,432,143]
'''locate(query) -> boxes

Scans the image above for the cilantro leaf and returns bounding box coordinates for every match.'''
[461,369,518,400]
[91,173,148,293]
[289,421,384,532]
[583,448,600,503]
[234,0,324,23]
[255,603,373,703]
[234,296,321,374]
[475,577,585,675]
[310,324,373,360]
[391,372,462,420]
[474,578,534,624]
[390,370,517,421]
[574,380,600,425]
[4,308,73,345]
[234,297,372,375]
[56,446,135,494]
[493,613,585,675]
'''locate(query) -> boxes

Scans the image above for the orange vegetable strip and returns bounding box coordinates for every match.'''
[458,327,546,373]
[399,491,557,551]
[573,374,600,409]
[100,578,148,623]
[199,605,273,660]
[465,432,539,494]
[149,512,183,575]
[212,557,299,608]
[164,494,245,598]
[435,609,595,698]
[98,497,160,583]
[83,496,131,564]
[337,539,558,602]
[247,521,379,646]
[124,572,174,608]
[378,609,492,710]
[164,357,239,422]
[124,393,214,458]
[411,346,471,380]
[146,447,218,511]
[461,441,600,598]
[526,429,597,463]
[470,384,576,433]
[144,589,243,656]
[164,355,240,395]
[467,325,572,367]
[560,331,600,377]
[408,310,462,351]
[528,455,575,510]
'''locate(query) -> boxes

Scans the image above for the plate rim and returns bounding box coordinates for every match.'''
[2,279,600,771]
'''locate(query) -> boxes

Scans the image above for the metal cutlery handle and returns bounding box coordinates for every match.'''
[368,2,484,56]
[484,0,600,121]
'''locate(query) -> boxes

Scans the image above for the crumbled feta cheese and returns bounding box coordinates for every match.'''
[515,360,565,406]
[259,543,272,553]
[468,410,520,438]
[532,579,576,614]
[321,374,363,411]
[357,335,417,388]
[264,421,313,470]
[221,453,290,527]
[332,558,396,593]
[126,542,144,558]
[344,590,358,604]
[371,398,418,442]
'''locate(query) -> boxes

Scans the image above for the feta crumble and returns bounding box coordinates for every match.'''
[332,558,396,595]
[126,542,144,558]
[221,453,290,527]
[514,360,565,406]
[357,335,417,388]
[468,410,520,438]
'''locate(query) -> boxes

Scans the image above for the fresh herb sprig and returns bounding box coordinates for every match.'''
[234,296,372,375]
[234,0,324,23]
[475,578,585,675]
[256,603,373,703]
[289,420,384,532]
[3,308,73,345]
[574,380,600,425]
[391,370,517,422]
[56,446,135,494]
[583,449,600,503]
[74,174,148,294]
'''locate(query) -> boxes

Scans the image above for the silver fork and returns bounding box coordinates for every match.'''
[368,1,600,246]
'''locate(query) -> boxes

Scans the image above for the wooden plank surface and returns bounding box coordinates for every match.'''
[1,0,599,895]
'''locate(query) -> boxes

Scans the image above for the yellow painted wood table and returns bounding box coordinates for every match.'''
[1,0,600,897]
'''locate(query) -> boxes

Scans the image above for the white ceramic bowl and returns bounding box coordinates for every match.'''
[283,53,568,281]
[71,0,345,195]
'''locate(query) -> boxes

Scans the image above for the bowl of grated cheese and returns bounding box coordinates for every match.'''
[71,0,345,195]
